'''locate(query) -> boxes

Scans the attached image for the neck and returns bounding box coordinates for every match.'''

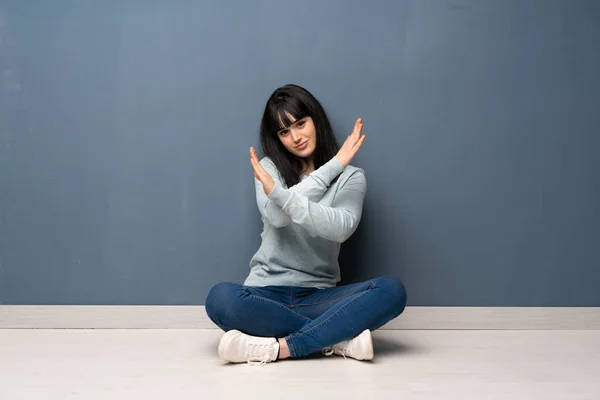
[301,157,314,175]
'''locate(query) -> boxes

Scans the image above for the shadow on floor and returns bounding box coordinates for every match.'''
[372,334,425,357]
[206,330,426,364]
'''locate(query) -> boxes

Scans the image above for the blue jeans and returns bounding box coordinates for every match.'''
[205,276,407,358]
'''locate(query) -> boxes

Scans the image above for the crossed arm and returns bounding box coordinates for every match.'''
[250,117,367,242]
[253,155,366,243]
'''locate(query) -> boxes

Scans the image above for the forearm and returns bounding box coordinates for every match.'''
[256,157,345,227]
[267,171,366,242]
[265,156,344,199]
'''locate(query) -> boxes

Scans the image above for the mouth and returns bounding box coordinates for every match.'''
[295,140,308,150]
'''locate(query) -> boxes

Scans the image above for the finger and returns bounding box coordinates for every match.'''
[250,154,260,173]
[251,146,261,162]
[353,133,366,150]
[251,150,264,174]
[251,154,264,173]
[350,119,363,144]
[356,118,363,135]
[351,118,362,137]
[250,156,268,180]
[347,119,358,138]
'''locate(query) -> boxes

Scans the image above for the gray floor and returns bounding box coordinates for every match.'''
[1,329,599,399]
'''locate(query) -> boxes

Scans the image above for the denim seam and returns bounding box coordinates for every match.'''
[293,281,375,307]
[290,280,377,341]
[242,288,308,319]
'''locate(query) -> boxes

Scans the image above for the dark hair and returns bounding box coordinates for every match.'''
[259,84,340,187]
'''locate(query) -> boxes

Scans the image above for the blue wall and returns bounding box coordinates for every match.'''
[1,0,599,306]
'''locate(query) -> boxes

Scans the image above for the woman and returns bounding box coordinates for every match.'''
[205,84,407,365]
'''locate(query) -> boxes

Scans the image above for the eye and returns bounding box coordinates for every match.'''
[278,129,289,136]
[297,120,305,128]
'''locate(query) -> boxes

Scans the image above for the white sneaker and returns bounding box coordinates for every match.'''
[218,330,280,365]
[323,329,374,361]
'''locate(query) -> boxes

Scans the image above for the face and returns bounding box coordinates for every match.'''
[276,114,317,160]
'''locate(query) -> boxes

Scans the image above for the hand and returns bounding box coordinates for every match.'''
[335,117,366,167]
[250,147,275,196]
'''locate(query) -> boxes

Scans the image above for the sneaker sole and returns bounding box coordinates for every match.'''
[218,329,242,362]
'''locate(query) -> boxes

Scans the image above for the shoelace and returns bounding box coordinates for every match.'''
[322,347,334,356]
[322,345,348,360]
[246,343,275,366]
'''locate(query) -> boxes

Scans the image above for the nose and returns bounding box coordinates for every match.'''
[291,129,302,143]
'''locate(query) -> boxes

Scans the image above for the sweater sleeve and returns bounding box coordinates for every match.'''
[266,169,366,242]
[255,157,345,228]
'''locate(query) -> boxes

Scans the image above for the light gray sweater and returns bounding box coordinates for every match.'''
[244,156,367,288]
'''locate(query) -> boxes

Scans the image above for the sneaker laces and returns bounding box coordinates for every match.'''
[322,347,334,356]
[246,342,276,366]
[322,343,348,360]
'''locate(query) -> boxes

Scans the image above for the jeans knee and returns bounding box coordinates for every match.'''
[205,282,238,322]
[376,276,407,316]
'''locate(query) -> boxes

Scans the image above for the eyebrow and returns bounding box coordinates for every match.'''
[277,117,306,134]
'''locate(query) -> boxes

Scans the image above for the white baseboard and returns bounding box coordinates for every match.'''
[1,306,599,330]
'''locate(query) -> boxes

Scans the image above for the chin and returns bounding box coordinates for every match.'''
[295,149,315,158]
[300,145,316,158]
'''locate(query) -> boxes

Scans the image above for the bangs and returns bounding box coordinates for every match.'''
[265,96,310,133]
